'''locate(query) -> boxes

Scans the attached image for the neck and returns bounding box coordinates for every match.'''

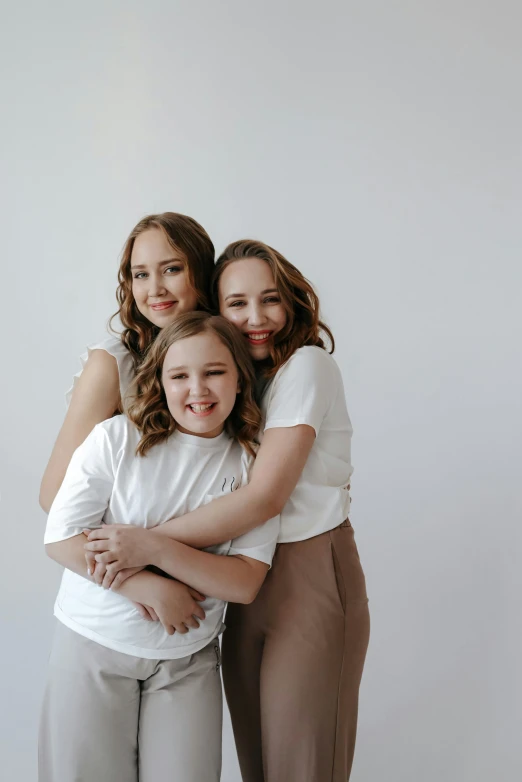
[175,423,225,439]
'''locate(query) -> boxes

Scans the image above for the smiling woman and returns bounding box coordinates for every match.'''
[39,212,215,513]
[219,257,288,359]
[130,229,199,329]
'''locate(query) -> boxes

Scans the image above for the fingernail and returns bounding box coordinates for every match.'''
[87,568,92,576]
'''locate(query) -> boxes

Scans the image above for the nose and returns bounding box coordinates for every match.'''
[190,375,209,398]
[148,272,167,298]
[247,302,268,327]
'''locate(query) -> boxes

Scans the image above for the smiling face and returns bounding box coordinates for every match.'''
[161,330,240,438]
[131,228,199,328]
[218,258,288,361]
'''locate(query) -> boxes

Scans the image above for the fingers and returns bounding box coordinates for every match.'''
[192,603,206,621]
[84,540,112,552]
[85,550,96,576]
[183,615,201,630]
[174,623,189,635]
[160,621,176,635]
[188,588,206,602]
[94,551,117,565]
[110,570,128,591]
[92,562,107,586]
[130,602,160,622]
[110,566,143,592]
[85,528,111,541]
[132,602,152,620]
[102,563,123,590]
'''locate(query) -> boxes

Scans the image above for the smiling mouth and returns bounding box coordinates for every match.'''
[187,403,216,416]
[245,331,272,345]
[150,301,176,311]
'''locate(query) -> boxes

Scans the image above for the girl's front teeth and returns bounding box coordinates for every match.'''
[190,404,214,412]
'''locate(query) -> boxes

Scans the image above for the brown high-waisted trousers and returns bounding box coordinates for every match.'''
[222,520,370,782]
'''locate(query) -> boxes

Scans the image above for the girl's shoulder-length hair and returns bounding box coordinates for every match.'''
[110,212,215,368]
[212,239,334,378]
[125,310,262,457]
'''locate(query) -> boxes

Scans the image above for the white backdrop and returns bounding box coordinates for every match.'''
[1,2,520,780]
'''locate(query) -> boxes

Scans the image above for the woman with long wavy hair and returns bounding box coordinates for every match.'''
[85,239,370,782]
[39,212,215,513]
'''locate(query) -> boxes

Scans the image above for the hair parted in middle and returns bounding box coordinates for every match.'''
[212,239,335,378]
[110,212,215,368]
[125,311,261,457]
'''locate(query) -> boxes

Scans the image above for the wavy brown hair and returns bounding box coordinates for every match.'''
[126,311,261,457]
[110,212,215,368]
[213,239,334,378]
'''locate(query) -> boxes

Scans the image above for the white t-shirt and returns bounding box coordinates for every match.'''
[261,346,353,543]
[45,417,279,659]
[66,336,135,407]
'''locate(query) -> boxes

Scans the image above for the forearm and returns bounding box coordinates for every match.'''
[155,483,277,549]
[150,536,263,603]
[45,535,164,605]
[46,534,98,579]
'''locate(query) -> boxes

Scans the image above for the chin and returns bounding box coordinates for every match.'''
[149,313,179,329]
[250,348,270,361]
[181,418,218,436]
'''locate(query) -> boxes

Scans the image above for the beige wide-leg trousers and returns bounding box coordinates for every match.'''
[222,520,370,782]
[39,621,222,782]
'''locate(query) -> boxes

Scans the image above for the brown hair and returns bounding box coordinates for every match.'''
[126,311,261,457]
[213,239,334,378]
[110,212,215,367]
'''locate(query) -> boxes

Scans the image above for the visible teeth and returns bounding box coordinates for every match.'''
[190,404,213,412]
[248,333,270,341]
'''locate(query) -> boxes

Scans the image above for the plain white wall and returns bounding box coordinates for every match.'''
[1,1,520,779]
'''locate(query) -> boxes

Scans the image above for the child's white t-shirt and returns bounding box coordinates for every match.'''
[44,416,279,659]
[261,345,353,543]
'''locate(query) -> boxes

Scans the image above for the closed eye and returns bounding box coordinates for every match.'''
[228,300,245,308]
[207,370,225,376]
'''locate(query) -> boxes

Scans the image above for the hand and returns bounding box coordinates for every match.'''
[84,524,160,570]
[148,579,206,636]
[96,564,145,590]
[83,529,97,576]
[83,536,145,589]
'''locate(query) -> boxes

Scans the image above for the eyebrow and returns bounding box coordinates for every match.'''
[224,288,278,301]
[165,361,229,372]
[130,258,184,270]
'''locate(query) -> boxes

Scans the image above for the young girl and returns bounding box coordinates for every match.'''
[85,240,370,782]
[40,312,279,782]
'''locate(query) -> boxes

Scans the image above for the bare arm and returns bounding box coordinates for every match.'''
[90,528,270,604]
[83,426,314,572]
[154,425,315,546]
[45,535,206,633]
[152,543,269,604]
[39,350,120,512]
[152,542,269,604]
[46,534,164,605]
